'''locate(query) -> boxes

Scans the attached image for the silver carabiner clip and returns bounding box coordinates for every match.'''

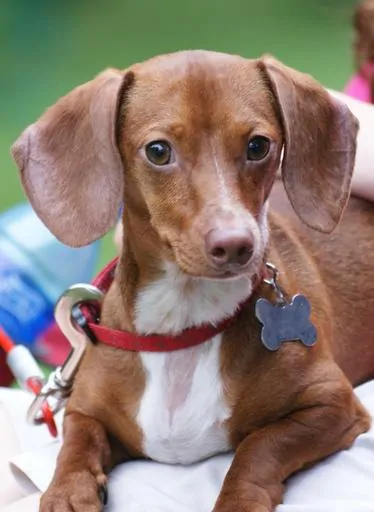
[264,262,286,305]
[27,284,104,425]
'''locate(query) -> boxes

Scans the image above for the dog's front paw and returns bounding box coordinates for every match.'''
[213,503,269,512]
[40,470,107,512]
[213,502,270,512]
[213,480,281,512]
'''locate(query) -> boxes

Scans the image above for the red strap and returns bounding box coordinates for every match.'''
[92,257,118,292]
[87,316,234,352]
[26,377,58,438]
[84,257,258,353]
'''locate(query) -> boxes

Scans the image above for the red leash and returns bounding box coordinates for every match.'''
[0,327,57,437]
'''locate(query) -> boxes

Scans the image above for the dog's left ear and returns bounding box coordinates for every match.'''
[259,56,359,233]
[11,69,132,247]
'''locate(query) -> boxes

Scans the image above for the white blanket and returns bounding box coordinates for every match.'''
[1,382,374,512]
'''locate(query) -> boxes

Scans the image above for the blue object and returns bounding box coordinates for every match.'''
[0,202,100,349]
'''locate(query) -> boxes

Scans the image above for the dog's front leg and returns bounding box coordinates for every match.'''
[40,412,111,512]
[214,379,370,512]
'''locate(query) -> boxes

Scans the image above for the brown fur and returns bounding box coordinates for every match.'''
[11,50,373,511]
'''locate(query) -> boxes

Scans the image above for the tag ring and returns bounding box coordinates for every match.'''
[264,262,286,304]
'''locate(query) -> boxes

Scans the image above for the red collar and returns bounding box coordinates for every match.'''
[84,258,259,352]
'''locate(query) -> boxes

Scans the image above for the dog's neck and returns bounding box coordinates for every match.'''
[107,208,266,336]
[112,248,254,337]
[134,260,253,335]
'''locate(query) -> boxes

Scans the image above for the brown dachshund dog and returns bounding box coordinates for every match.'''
[12,50,374,511]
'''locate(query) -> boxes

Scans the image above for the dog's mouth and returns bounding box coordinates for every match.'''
[173,257,258,282]
[208,267,253,280]
[163,236,262,281]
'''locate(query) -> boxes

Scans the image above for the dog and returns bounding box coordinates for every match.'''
[12,50,374,512]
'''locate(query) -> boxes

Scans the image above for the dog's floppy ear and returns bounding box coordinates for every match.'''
[11,69,132,247]
[259,56,358,233]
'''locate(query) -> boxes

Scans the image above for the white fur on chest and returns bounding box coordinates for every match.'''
[134,262,253,464]
[137,336,230,464]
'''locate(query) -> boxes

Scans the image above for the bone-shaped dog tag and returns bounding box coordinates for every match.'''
[255,294,317,351]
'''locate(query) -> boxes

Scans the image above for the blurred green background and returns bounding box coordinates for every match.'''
[1,0,357,268]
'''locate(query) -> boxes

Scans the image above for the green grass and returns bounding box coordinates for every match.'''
[1,0,357,268]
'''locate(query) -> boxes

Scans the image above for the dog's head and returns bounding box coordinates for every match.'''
[12,51,358,280]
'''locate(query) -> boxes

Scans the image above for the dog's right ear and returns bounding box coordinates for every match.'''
[11,69,133,247]
[259,56,358,234]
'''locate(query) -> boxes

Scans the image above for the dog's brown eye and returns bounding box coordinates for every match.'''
[145,141,172,166]
[247,136,271,161]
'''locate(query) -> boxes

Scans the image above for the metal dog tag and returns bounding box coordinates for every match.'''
[255,294,317,351]
[255,262,317,351]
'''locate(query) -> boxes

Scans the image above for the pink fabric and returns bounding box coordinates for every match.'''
[344,73,371,101]
[344,61,374,102]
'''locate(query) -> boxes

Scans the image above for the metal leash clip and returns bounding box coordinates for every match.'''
[27,284,104,426]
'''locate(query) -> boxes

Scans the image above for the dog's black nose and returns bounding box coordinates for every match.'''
[205,228,254,267]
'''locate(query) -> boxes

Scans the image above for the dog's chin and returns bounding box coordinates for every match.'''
[200,272,250,282]
[174,259,259,282]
